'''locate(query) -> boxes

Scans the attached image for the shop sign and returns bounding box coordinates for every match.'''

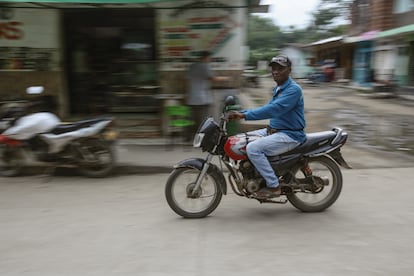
[0,7,23,40]
[158,1,245,71]
[0,8,58,48]
[0,8,59,71]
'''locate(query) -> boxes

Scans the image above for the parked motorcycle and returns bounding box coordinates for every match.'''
[165,96,351,218]
[0,100,117,177]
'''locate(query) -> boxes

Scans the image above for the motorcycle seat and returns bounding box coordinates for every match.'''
[50,117,111,135]
[280,130,337,156]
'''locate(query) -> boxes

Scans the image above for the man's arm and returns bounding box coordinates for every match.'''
[243,86,302,120]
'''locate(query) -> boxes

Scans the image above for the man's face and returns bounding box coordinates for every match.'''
[201,56,211,63]
[271,63,291,85]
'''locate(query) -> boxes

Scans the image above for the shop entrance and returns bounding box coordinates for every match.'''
[409,41,414,86]
[63,9,159,115]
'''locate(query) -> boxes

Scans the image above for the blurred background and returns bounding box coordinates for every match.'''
[1,2,414,275]
[0,0,413,151]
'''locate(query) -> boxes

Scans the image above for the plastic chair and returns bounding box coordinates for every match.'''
[165,105,194,148]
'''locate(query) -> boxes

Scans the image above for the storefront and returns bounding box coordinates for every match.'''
[0,0,267,121]
[345,31,378,86]
[63,8,158,114]
[304,36,354,82]
[376,24,414,86]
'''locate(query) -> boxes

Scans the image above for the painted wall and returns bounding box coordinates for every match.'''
[0,8,66,116]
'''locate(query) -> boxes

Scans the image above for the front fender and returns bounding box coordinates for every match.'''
[174,158,227,195]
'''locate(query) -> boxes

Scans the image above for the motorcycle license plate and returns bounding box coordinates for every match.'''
[103,130,118,141]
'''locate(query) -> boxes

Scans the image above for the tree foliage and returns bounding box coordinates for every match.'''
[247,16,282,66]
[247,0,352,65]
[310,0,352,33]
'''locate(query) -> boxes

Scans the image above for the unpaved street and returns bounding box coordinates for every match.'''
[1,168,414,276]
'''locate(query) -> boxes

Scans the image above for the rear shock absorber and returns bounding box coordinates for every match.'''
[301,161,313,177]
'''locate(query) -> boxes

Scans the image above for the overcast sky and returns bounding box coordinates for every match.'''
[258,0,321,29]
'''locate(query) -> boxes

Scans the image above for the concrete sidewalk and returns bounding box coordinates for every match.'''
[10,82,414,176]
[113,135,414,176]
[18,133,414,177]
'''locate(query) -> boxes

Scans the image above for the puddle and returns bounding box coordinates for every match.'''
[333,109,414,156]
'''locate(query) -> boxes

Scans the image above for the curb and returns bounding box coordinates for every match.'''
[9,163,174,177]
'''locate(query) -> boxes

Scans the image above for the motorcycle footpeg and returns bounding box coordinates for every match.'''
[248,194,288,204]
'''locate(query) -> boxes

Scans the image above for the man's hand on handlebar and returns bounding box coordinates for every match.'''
[227,111,245,121]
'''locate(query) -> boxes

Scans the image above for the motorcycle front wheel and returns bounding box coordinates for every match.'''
[0,145,25,177]
[165,167,223,218]
[287,155,343,212]
[76,138,115,178]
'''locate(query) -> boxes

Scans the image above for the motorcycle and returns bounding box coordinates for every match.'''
[165,96,351,218]
[0,101,117,177]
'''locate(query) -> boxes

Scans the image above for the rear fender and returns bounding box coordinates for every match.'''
[0,135,22,147]
[174,158,227,195]
[329,149,352,169]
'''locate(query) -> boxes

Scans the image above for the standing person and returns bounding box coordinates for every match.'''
[185,51,228,140]
[229,55,306,199]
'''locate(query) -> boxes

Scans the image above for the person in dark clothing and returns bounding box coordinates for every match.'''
[185,51,228,139]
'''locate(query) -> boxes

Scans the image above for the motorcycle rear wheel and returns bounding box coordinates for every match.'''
[0,145,24,177]
[287,155,342,212]
[77,138,115,178]
[165,167,223,218]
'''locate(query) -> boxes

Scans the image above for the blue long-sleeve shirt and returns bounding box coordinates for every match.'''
[243,77,306,143]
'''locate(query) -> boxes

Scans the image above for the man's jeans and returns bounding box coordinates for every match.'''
[246,128,300,188]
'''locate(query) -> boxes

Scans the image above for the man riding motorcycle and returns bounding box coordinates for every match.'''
[229,55,306,199]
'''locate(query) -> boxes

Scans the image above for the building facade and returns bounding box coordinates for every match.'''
[347,0,414,86]
[0,0,267,125]
[304,0,414,88]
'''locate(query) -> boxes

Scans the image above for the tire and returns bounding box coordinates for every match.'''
[77,139,115,178]
[165,167,223,218]
[287,155,342,212]
[0,145,24,177]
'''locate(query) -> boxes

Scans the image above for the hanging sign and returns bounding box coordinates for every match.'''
[158,1,245,71]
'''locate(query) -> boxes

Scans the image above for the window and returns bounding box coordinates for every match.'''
[394,0,414,13]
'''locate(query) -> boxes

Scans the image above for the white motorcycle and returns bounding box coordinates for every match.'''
[0,89,117,177]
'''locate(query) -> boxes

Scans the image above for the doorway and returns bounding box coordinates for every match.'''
[63,9,158,115]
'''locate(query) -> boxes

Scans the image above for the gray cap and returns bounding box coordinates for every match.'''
[269,55,292,67]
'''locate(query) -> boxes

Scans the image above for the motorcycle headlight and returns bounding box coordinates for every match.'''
[192,117,221,152]
[193,133,205,148]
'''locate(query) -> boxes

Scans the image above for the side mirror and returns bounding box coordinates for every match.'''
[224,95,236,106]
[223,95,241,112]
[26,86,44,95]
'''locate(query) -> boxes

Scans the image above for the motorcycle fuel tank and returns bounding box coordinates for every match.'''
[224,133,262,160]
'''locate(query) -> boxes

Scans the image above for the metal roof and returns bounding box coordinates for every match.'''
[377,24,414,39]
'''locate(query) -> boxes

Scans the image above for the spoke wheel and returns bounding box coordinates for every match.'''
[77,139,115,178]
[0,145,24,177]
[165,167,223,218]
[287,155,342,212]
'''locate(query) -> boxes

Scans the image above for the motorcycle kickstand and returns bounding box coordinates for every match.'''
[38,164,58,183]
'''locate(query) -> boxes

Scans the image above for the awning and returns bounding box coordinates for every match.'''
[344,25,414,43]
[344,30,379,43]
[0,0,176,3]
[377,24,414,39]
[0,0,269,12]
[309,36,343,46]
